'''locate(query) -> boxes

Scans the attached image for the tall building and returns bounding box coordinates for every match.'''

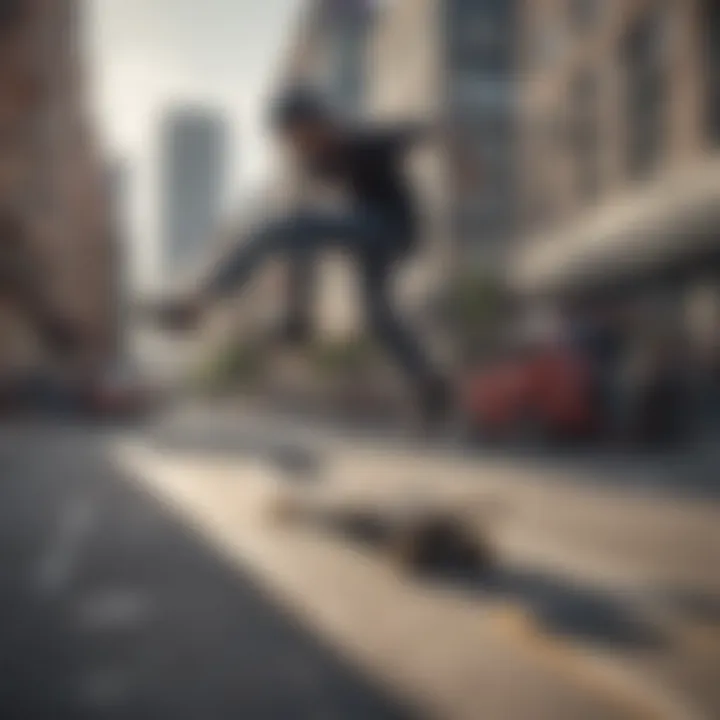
[367,0,522,309]
[368,0,720,358]
[0,0,116,378]
[307,0,374,115]
[105,158,130,358]
[511,0,720,350]
[160,107,227,282]
[284,0,374,116]
[445,0,520,270]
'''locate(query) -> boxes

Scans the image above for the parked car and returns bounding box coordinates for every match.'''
[85,364,156,419]
[462,339,600,444]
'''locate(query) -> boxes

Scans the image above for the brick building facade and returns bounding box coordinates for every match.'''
[0,0,116,380]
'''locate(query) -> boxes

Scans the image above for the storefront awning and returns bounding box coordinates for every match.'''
[510,155,720,296]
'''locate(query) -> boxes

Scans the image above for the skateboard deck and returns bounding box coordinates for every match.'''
[267,478,503,575]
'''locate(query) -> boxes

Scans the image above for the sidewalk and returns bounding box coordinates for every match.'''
[137,403,720,591]
[113,410,720,719]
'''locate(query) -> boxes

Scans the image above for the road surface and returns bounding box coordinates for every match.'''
[0,422,410,719]
[1,407,719,718]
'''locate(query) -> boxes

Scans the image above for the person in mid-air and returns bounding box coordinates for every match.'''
[184,87,450,428]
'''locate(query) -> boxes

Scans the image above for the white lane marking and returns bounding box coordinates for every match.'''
[35,496,97,594]
[75,588,154,632]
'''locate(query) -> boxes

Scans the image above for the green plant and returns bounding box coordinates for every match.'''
[192,336,268,392]
[306,335,377,377]
[449,272,503,326]
[443,270,508,362]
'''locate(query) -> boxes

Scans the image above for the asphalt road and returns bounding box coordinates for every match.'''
[2,411,719,719]
[0,423,413,720]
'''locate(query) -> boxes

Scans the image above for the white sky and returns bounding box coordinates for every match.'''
[86,0,302,290]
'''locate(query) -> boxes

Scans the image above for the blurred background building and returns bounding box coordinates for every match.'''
[370,0,521,271]
[445,0,520,273]
[160,106,228,284]
[289,0,373,117]
[0,0,117,386]
[512,0,720,370]
[105,157,130,362]
[366,0,522,363]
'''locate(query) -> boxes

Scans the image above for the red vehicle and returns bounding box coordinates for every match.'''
[462,339,600,443]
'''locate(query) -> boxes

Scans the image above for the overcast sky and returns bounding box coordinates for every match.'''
[87,0,302,289]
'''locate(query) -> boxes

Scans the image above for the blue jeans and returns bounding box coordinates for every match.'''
[206,209,437,389]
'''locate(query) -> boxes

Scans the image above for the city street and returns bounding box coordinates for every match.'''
[3,0,720,717]
[1,407,719,719]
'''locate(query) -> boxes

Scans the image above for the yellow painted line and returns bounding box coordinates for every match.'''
[486,605,702,720]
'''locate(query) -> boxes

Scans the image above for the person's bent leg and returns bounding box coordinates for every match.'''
[361,256,449,425]
[205,214,306,299]
[281,249,317,344]
[203,211,385,301]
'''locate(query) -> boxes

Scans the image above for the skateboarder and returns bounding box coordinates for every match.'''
[181,88,450,427]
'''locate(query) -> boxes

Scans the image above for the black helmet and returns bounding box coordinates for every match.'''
[269,86,331,131]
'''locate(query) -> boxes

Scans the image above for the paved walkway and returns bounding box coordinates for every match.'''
[113,407,720,719]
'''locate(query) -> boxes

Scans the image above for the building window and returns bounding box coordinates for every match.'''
[449,0,515,75]
[623,8,667,180]
[463,19,501,50]
[569,0,601,30]
[453,75,515,112]
[535,21,565,68]
[570,70,601,201]
[702,0,720,144]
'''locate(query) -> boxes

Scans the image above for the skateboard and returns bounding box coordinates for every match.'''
[266,464,501,575]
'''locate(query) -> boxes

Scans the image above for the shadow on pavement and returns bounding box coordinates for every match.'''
[138,420,677,653]
[0,425,415,720]
[660,588,720,627]
[434,567,666,650]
